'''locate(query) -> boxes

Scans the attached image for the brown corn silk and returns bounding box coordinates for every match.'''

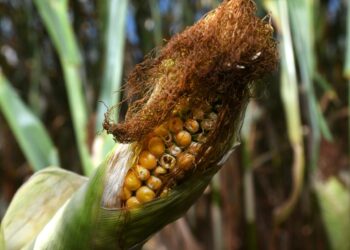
[104,0,277,143]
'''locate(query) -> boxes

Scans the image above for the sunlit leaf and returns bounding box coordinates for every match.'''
[0,72,59,171]
[34,0,93,175]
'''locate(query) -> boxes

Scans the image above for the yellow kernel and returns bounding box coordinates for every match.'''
[124,171,142,191]
[168,117,183,133]
[139,150,157,170]
[172,98,190,115]
[120,187,132,200]
[175,130,192,148]
[185,119,200,134]
[146,176,162,190]
[160,154,176,169]
[153,166,167,175]
[136,186,156,203]
[154,124,169,137]
[177,153,195,171]
[134,165,150,181]
[148,136,165,157]
[126,196,141,208]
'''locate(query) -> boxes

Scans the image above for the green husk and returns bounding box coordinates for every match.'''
[20,109,243,249]
[1,167,87,249]
[0,226,5,250]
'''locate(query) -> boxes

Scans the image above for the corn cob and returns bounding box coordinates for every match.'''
[100,0,278,212]
[122,98,220,207]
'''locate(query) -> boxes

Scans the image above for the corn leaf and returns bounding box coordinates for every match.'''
[264,0,305,225]
[0,72,59,171]
[93,0,128,165]
[315,177,350,250]
[344,0,350,154]
[287,0,321,171]
[95,0,128,132]
[1,167,87,249]
[33,0,93,175]
[344,0,350,78]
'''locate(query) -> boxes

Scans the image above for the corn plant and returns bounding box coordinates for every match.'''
[0,0,278,248]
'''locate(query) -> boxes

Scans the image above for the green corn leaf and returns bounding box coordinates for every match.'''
[34,0,93,176]
[315,177,350,250]
[0,72,59,171]
[344,0,350,78]
[93,0,128,164]
[95,0,128,132]
[149,0,163,46]
[344,0,350,155]
[264,0,305,225]
[1,167,87,249]
[287,0,321,171]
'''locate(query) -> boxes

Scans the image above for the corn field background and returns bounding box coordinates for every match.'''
[0,0,349,249]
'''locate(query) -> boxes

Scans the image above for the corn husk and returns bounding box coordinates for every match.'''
[0,225,5,250]
[1,167,87,249]
[7,111,241,249]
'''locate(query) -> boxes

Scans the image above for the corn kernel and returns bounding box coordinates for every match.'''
[160,188,170,198]
[160,154,176,169]
[124,171,142,191]
[126,196,141,208]
[162,132,173,146]
[177,153,195,171]
[175,130,192,148]
[208,112,218,120]
[153,166,167,175]
[193,133,208,143]
[167,144,182,156]
[154,124,169,137]
[136,186,156,203]
[188,142,202,155]
[148,136,165,157]
[139,150,157,170]
[168,117,183,133]
[146,176,162,190]
[134,165,150,181]
[200,119,215,131]
[172,98,190,116]
[192,108,205,120]
[120,187,132,200]
[185,119,200,134]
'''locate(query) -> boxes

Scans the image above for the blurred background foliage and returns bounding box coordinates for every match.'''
[0,0,349,249]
